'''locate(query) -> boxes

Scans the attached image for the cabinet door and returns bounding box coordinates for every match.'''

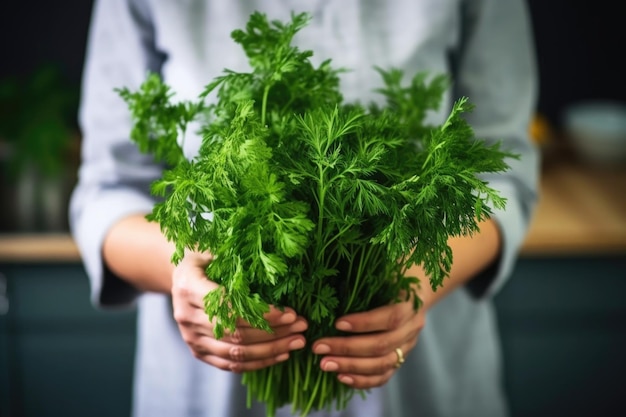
[0,271,10,417]
[495,255,626,417]
[1,263,137,417]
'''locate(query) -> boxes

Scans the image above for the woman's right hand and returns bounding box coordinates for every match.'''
[171,250,308,373]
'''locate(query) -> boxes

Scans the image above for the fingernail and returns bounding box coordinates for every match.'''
[336,321,352,331]
[289,320,308,333]
[324,361,338,372]
[314,343,330,354]
[289,339,305,350]
[280,312,296,324]
[275,353,289,362]
[338,375,354,385]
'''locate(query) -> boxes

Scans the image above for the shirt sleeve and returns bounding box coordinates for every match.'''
[69,0,166,309]
[454,0,541,298]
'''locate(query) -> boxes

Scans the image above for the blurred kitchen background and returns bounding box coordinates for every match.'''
[0,1,625,417]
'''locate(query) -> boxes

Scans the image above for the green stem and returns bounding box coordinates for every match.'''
[344,243,380,313]
[261,84,271,126]
[243,372,252,409]
[318,222,353,255]
[315,162,326,261]
[290,357,299,414]
[303,350,313,391]
[301,367,325,416]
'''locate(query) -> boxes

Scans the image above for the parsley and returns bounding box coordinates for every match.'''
[117,11,516,417]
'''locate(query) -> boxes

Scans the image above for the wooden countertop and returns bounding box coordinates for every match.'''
[521,157,626,255]
[0,156,625,262]
[0,233,79,263]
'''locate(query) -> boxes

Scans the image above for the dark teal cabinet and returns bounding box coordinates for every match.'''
[1,256,625,417]
[494,255,626,417]
[0,263,136,417]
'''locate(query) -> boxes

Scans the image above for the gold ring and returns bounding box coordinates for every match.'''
[394,347,405,368]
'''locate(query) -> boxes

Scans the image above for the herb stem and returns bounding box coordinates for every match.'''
[261,84,271,126]
[301,365,324,417]
[315,161,327,264]
[303,350,313,391]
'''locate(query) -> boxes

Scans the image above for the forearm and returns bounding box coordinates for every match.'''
[103,213,176,294]
[411,217,501,311]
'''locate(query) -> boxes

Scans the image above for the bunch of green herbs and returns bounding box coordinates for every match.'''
[117,11,514,417]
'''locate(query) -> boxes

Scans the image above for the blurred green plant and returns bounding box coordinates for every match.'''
[0,64,79,180]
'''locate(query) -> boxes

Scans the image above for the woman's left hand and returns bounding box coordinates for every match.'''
[312,295,427,389]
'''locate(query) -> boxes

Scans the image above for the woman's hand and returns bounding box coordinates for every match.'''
[312,294,427,389]
[171,251,308,373]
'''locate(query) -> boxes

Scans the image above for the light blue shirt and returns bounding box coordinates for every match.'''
[69,1,539,416]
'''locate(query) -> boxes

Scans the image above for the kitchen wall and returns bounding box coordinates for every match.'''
[528,1,626,127]
[1,1,625,130]
[0,1,93,89]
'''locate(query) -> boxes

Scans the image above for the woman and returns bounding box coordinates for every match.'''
[70,1,539,416]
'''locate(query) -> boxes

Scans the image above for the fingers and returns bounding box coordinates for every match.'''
[176,303,308,372]
[172,252,309,372]
[184,332,306,373]
[177,309,308,372]
[175,293,308,372]
[313,330,405,358]
[333,299,416,334]
[176,299,307,341]
[317,339,415,388]
[315,337,418,389]
[200,348,291,373]
[223,317,308,344]
[311,300,425,390]
[263,305,298,326]
[235,304,298,328]
[334,367,396,389]
[313,300,421,358]
[171,255,218,309]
